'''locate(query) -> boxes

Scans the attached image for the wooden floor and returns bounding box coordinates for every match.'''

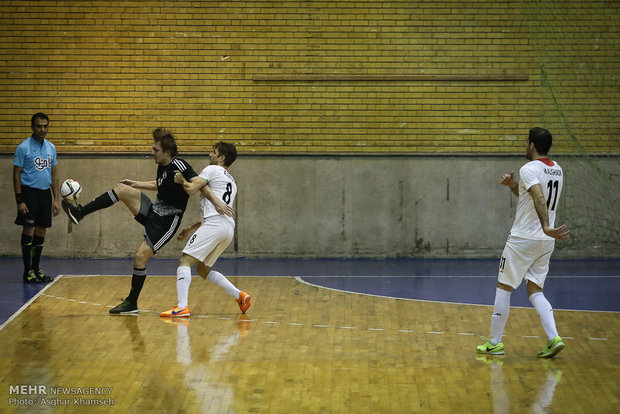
[0,275,618,413]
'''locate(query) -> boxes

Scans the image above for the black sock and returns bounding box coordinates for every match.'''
[82,189,119,216]
[31,235,44,272]
[126,267,147,304]
[21,233,33,273]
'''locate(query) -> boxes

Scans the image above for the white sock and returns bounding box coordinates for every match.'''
[176,265,192,309]
[529,292,558,341]
[491,288,511,345]
[207,270,241,299]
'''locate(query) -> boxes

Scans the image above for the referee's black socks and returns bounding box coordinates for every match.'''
[20,233,33,273]
[31,235,45,272]
[82,189,119,216]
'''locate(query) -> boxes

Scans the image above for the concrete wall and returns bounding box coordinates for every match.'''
[3,154,618,260]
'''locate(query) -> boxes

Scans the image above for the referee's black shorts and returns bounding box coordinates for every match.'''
[15,185,53,228]
[134,193,182,253]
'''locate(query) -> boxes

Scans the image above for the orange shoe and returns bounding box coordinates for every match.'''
[237,291,251,314]
[159,306,190,317]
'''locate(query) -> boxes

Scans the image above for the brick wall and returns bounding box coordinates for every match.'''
[0,0,618,154]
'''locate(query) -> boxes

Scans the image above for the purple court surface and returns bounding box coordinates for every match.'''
[1,257,618,325]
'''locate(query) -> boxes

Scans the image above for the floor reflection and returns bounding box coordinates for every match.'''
[158,315,252,411]
[476,356,562,413]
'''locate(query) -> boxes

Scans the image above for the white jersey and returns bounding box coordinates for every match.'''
[510,158,563,240]
[198,165,237,226]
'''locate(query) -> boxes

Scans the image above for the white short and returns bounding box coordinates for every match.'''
[182,216,234,267]
[497,235,555,290]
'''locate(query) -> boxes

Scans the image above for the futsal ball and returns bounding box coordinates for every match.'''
[60,179,82,200]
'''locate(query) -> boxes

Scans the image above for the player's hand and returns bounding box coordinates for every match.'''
[119,179,136,187]
[543,224,570,240]
[500,172,514,187]
[177,227,191,241]
[173,171,186,184]
[212,198,234,217]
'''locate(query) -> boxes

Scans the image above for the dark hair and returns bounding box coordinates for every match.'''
[152,128,178,157]
[31,112,49,126]
[528,127,552,155]
[214,141,237,167]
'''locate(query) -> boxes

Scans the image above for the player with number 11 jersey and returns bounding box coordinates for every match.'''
[510,158,563,240]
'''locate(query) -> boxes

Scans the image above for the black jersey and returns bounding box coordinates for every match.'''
[155,158,197,214]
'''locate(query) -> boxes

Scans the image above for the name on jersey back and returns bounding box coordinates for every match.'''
[544,168,562,176]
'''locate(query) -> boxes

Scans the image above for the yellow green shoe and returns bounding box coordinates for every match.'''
[537,336,565,358]
[23,270,38,283]
[476,338,505,355]
[35,269,53,283]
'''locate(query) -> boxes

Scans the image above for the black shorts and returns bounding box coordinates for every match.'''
[134,193,182,253]
[15,186,53,228]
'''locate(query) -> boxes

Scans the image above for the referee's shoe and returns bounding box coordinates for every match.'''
[61,199,83,224]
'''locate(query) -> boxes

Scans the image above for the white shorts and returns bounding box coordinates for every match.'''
[498,235,555,290]
[182,216,234,267]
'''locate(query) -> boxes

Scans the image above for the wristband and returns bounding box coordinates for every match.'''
[16,193,24,204]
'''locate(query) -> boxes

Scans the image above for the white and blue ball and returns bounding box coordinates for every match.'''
[60,178,82,200]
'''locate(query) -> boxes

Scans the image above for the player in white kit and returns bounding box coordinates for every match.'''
[160,142,251,317]
[476,127,570,358]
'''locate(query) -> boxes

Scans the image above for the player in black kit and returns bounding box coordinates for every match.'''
[62,128,204,314]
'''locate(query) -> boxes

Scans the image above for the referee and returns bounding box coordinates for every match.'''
[13,113,60,283]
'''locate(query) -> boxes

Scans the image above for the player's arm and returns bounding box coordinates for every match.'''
[13,165,29,215]
[200,184,234,217]
[500,172,519,197]
[528,184,570,239]
[119,179,157,191]
[51,164,60,216]
[177,220,202,241]
[174,172,206,195]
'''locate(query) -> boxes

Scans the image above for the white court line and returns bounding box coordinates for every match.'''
[59,274,620,279]
[60,274,180,278]
[3,274,617,341]
[294,276,620,313]
[299,275,620,279]
[12,289,616,344]
[0,275,64,332]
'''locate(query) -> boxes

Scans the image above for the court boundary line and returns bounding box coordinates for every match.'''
[54,274,620,313]
[1,274,615,334]
[294,276,620,314]
[299,275,620,279]
[59,274,620,279]
[2,276,613,342]
[0,275,64,332]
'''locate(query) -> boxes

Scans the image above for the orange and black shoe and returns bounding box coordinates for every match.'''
[237,291,251,314]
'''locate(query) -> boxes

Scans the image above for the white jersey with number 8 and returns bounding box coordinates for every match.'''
[510,158,563,241]
[199,165,237,226]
